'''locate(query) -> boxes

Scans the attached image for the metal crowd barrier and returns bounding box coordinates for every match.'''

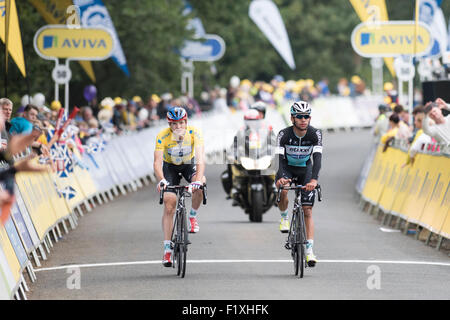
[356,139,450,250]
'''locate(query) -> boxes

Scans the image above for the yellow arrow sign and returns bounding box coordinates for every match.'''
[351,21,433,57]
[34,25,114,60]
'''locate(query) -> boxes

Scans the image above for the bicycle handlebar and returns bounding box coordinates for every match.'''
[276,184,322,203]
[159,184,207,205]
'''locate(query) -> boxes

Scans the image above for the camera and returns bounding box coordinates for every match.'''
[424,102,438,114]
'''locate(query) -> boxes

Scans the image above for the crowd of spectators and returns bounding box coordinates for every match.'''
[374,97,450,165]
[0,74,370,156]
[0,73,374,165]
[222,75,368,111]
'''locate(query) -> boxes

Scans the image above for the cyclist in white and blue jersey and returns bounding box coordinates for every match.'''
[275,101,322,267]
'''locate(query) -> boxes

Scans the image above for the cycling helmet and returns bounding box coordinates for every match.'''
[167,106,187,122]
[244,109,261,120]
[250,101,267,117]
[290,101,311,115]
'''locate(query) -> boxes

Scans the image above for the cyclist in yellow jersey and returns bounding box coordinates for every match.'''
[153,106,206,267]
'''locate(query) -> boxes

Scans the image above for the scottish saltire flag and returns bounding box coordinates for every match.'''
[61,186,76,200]
[74,0,130,76]
[85,136,106,155]
[418,0,448,57]
[54,183,76,200]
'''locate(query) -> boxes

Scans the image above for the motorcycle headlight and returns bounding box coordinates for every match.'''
[240,157,256,170]
[256,155,272,170]
[240,156,273,170]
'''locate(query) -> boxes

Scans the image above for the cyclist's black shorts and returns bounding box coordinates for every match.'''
[276,165,315,207]
[163,161,197,193]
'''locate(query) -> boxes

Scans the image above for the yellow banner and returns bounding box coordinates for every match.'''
[29,0,96,82]
[0,0,26,77]
[414,155,449,233]
[351,22,432,57]
[378,147,407,213]
[349,0,395,76]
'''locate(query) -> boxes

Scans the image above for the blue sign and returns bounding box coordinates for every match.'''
[179,34,226,62]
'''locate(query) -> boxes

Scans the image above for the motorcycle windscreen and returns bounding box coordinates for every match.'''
[236,120,275,159]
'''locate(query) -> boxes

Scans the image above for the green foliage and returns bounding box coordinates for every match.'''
[1,0,450,107]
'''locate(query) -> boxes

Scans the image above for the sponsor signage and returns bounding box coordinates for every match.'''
[394,56,415,81]
[34,25,114,60]
[179,34,225,62]
[351,21,433,57]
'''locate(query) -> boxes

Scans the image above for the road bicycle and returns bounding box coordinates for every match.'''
[277,180,322,278]
[159,183,207,278]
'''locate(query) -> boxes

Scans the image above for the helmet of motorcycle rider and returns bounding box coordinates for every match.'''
[250,101,267,118]
[244,109,261,120]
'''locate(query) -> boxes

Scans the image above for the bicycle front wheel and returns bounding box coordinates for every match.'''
[297,207,306,278]
[291,212,300,276]
[296,242,304,278]
[178,210,188,278]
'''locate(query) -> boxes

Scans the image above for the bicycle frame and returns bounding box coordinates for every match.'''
[277,183,321,278]
[159,184,207,278]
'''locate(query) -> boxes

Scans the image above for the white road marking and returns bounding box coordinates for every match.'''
[34,259,450,272]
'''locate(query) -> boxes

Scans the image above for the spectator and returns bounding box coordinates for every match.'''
[157,93,173,119]
[212,88,229,113]
[0,111,50,223]
[0,98,13,149]
[373,104,390,143]
[317,78,330,96]
[80,106,95,123]
[403,106,437,166]
[122,102,137,130]
[112,102,125,132]
[423,100,450,144]
[381,113,400,151]
[147,94,161,124]
[10,104,39,135]
[77,121,90,145]
[337,78,350,96]
[392,104,412,141]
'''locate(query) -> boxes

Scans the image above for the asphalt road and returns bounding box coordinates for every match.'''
[27,129,450,300]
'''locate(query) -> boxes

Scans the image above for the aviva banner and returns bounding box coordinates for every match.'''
[351,21,433,57]
[34,25,114,60]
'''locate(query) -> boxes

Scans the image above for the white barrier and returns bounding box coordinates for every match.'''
[279,95,382,130]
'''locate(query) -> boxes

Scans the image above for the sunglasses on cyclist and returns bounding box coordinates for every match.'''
[294,114,310,120]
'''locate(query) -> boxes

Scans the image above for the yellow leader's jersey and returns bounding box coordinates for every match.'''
[155,126,204,165]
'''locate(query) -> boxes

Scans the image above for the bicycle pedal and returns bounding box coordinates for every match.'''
[284,243,291,250]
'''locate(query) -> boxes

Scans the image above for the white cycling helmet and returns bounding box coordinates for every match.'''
[290,101,311,115]
[250,101,267,117]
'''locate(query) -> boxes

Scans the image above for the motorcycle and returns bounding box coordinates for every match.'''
[221,120,277,222]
